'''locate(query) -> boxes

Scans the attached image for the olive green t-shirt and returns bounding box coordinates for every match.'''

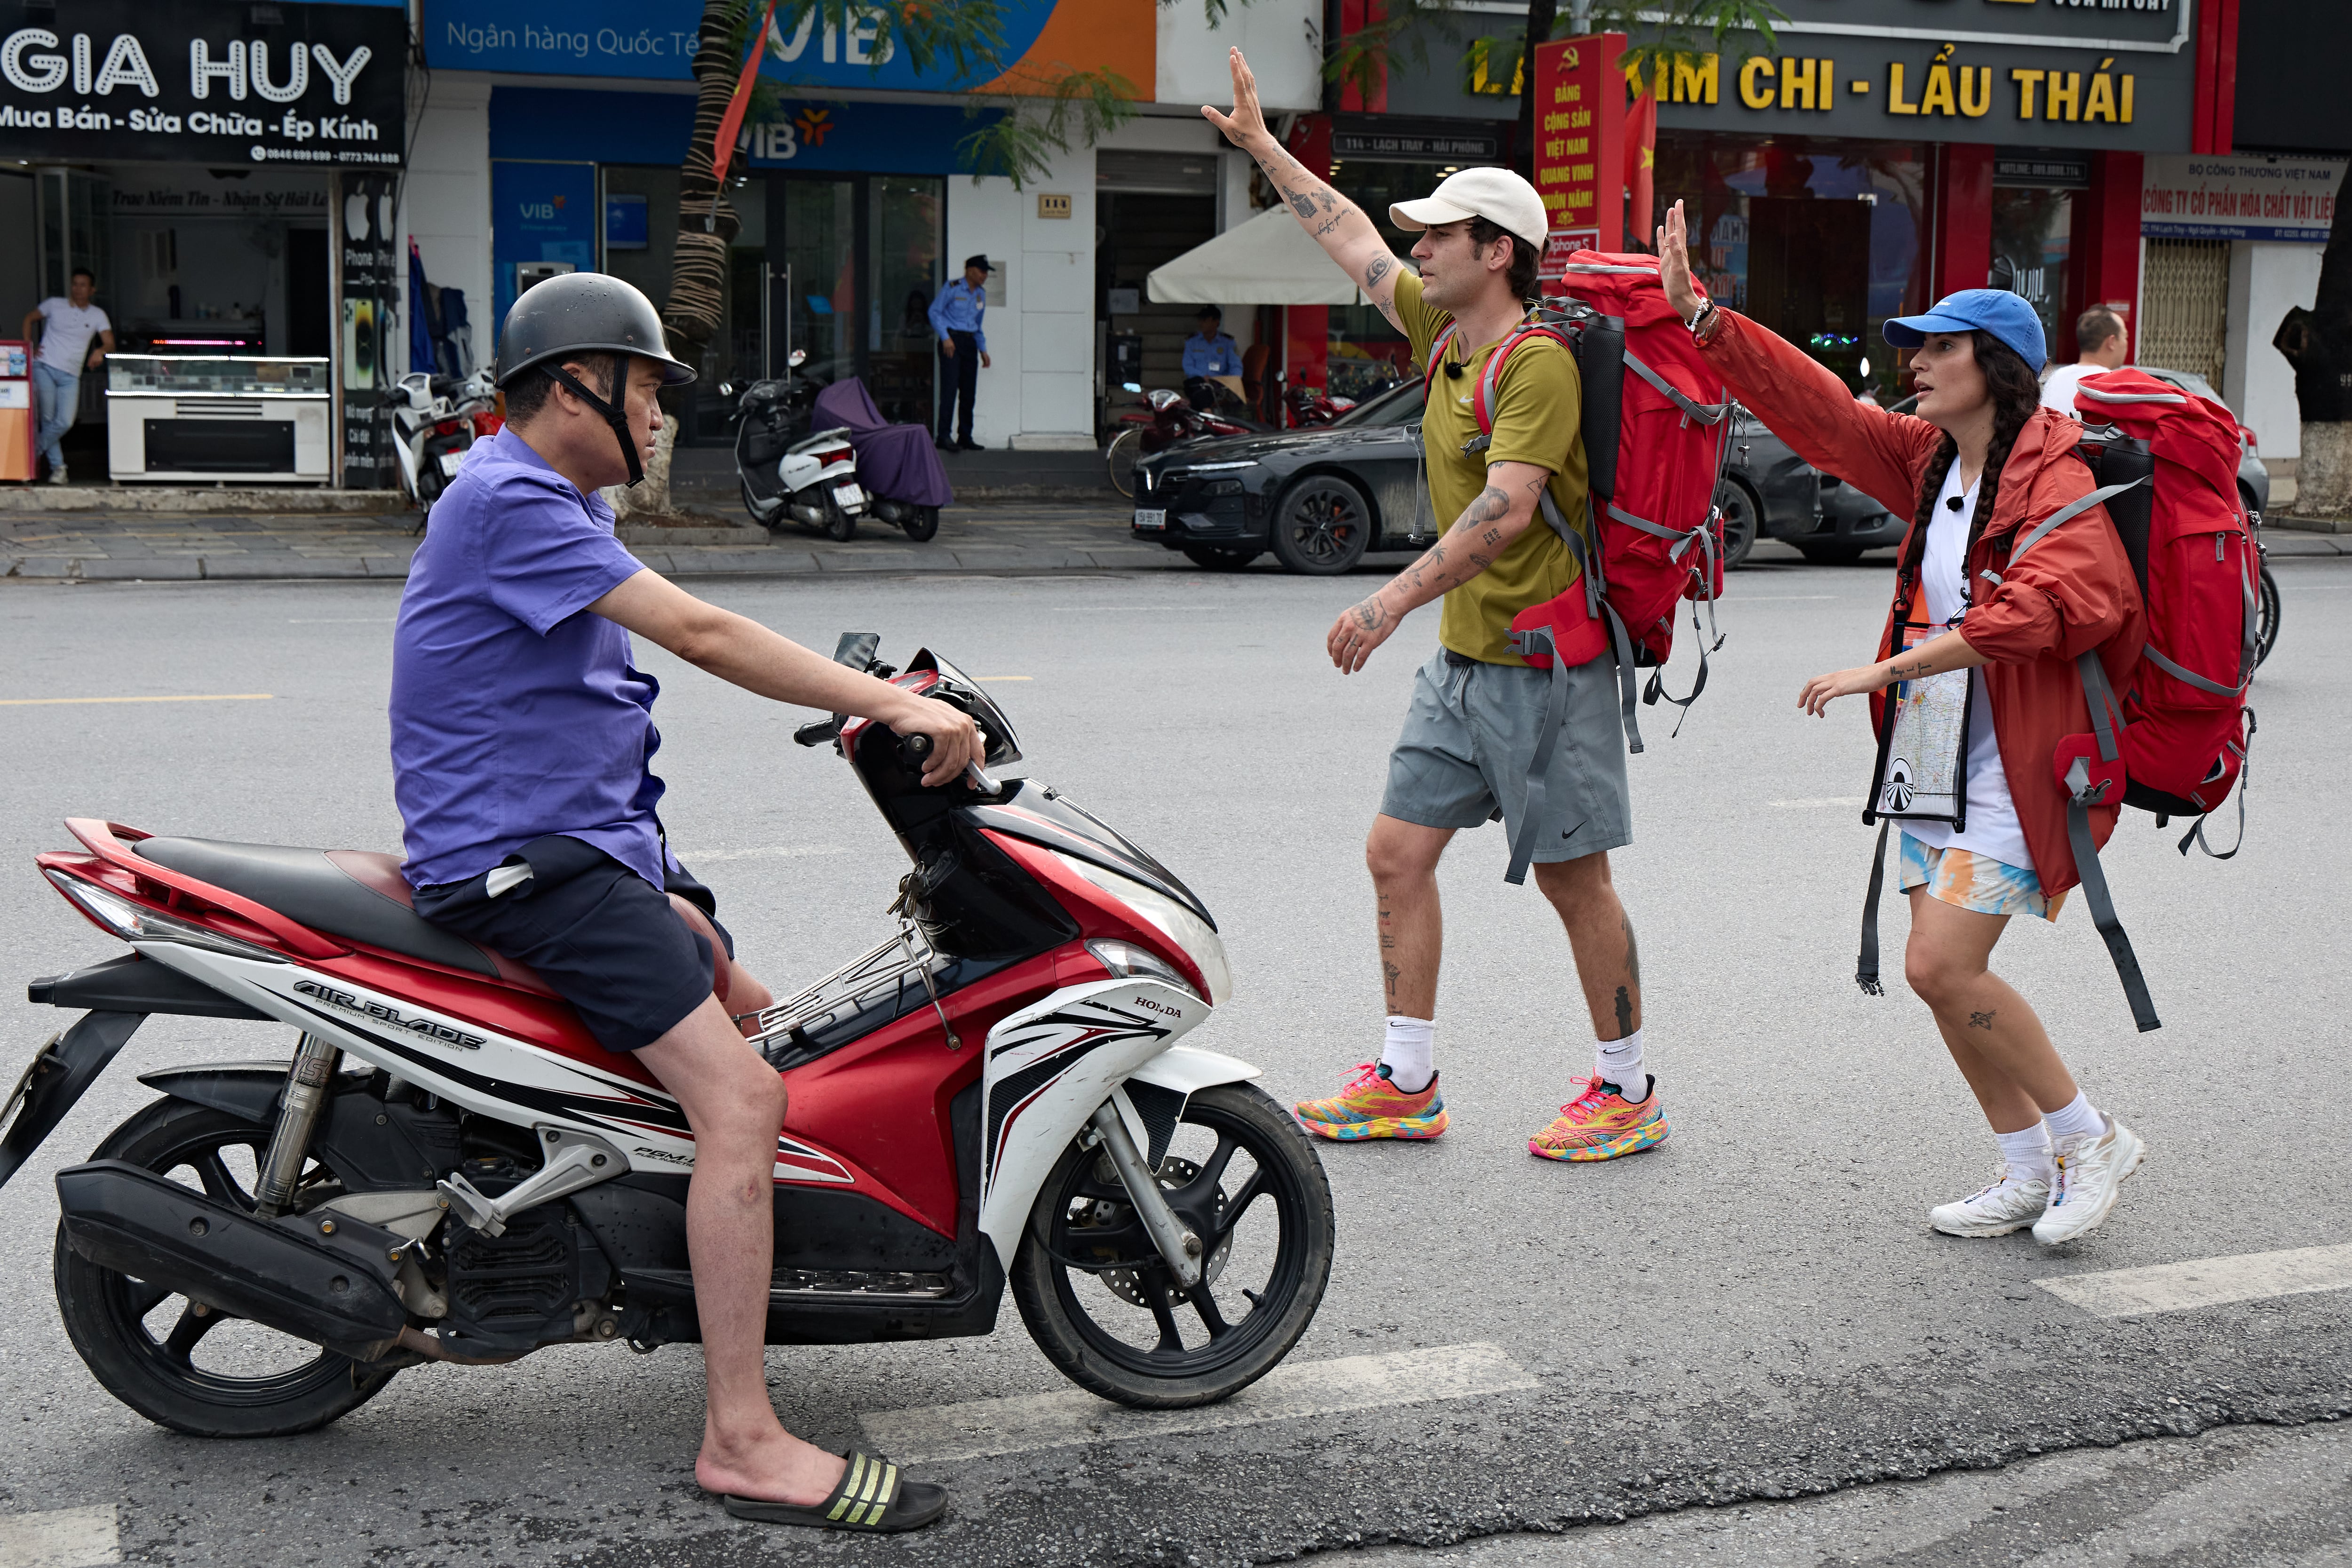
[1392,269,1590,666]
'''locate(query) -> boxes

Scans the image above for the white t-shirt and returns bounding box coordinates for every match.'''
[2039,362,2099,418]
[1899,463,2033,871]
[34,297,111,377]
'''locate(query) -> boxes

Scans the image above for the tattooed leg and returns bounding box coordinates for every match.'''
[1904,888,2080,1132]
[1367,816,1452,1020]
[1531,852,1639,1042]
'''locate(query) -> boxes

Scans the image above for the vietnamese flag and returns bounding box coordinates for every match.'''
[1624,86,1658,247]
[710,0,780,190]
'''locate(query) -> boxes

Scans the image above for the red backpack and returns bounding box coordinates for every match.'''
[1418,254,1732,883]
[2022,368,2257,1032]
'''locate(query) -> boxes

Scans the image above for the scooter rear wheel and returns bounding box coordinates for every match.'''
[52,1098,400,1438]
[824,495,859,542]
[900,505,940,543]
[1011,1082,1334,1409]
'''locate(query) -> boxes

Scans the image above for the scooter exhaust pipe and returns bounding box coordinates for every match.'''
[56,1160,411,1361]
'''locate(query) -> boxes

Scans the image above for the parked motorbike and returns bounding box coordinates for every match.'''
[391,369,499,531]
[1106,387,1269,500]
[724,354,877,541]
[1284,382,1358,429]
[1,639,1334,1437]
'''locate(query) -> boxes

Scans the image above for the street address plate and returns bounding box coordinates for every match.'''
[1133,509,1167,530]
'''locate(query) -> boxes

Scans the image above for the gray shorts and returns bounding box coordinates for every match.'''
[1379,647,1633,865]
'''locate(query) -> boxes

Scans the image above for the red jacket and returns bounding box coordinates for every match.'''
[1698,310,2145,894]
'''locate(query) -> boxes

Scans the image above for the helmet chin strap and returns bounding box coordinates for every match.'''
[543,362,645,486]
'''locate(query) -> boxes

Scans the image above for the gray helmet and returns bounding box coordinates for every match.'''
[495,272,695,486]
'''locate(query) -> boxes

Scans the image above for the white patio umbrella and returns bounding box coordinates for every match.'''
[1146,206,1395,307]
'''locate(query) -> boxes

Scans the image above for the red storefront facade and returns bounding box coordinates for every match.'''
[1280,0,2239,400]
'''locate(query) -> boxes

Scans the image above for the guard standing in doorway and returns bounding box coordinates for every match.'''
[928,255,993,451]
[1182,305,1243,410]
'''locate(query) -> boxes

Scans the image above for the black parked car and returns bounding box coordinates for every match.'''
[1714,406,1906,567]
[1130,380,1435,573]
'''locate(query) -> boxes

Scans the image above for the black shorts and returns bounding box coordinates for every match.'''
[413,835,737,1053]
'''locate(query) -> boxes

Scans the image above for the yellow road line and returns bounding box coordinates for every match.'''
[0,693,275,708]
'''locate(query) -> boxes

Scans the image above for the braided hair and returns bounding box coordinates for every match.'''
[1901,330,2044,597]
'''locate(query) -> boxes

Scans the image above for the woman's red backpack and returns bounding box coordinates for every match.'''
[2018,368,2257,1033]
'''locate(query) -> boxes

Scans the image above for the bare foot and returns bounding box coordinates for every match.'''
[696,1425,849,1506]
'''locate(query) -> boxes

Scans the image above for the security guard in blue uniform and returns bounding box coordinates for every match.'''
[928,255,993,450]
[1181,305,1242,409]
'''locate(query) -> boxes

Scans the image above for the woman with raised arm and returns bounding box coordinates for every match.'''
[1657,201,2149,1244]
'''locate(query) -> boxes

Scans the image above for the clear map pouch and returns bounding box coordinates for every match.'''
[1864,619,1973,830]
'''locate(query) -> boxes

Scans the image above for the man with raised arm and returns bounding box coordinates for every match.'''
[1205,50,1665,1163]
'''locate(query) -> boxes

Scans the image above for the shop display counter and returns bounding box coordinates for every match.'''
[105,356,332,484]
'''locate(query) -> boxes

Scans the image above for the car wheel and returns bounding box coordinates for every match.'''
[1796,541,1867,565]
[1182,545,1262,571]
[1713,478,1761,570]
[1270,475,1371,576]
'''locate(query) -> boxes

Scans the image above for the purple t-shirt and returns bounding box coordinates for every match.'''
[390,429,663,892]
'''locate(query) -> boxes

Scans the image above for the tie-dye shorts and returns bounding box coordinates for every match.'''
[1896,832,2067,922]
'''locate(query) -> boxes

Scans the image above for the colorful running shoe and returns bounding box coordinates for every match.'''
[1527,1075,1669,1162]
[1293,1062,1447,1141]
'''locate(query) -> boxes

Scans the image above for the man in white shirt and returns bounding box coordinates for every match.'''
[2038,307,2127,418]
[19,270,114,484]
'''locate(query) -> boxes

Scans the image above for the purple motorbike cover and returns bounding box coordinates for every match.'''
[811,377,954,508]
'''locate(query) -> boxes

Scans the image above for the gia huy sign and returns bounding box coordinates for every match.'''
[0,0,406,167]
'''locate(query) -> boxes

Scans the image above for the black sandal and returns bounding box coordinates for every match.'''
[714,1451,947,1533]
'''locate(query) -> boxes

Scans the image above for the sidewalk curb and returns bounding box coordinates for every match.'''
[5,543,1184,582]
[0,486,412,516]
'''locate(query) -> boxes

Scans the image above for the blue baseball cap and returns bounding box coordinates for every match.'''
[1882,288,2047,372]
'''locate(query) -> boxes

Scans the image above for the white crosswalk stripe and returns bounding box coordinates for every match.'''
[861,1340,1538,1465]
[0,1505,118,1568]
[2038,1242,2352,1319]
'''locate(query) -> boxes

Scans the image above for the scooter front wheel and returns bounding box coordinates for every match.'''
[1011,1082,1334,1409]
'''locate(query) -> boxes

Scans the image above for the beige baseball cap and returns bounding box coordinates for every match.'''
[1390,167,1549,251]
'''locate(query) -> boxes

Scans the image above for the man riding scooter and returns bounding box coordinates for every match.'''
[390,272,980,1532]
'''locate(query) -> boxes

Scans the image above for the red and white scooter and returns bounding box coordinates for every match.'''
[2,641,1332,1438]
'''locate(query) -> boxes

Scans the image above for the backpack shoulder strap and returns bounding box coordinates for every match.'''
[1422,322,1459,395]
[1465,324,1575,454]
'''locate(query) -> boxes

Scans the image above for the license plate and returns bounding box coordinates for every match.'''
[437,450,466,477]
[833,482,865,506]
[1133,508,1167,530]
[0,1034,62,1141]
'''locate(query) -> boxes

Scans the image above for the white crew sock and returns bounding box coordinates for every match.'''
[2043,1090,2105,1147]
[1596,1028,1647,1102]
[1380,1016,1435,1094]
[1994,1122,2055,1183]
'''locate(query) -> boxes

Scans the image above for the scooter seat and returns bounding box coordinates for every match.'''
[135,837,504,980]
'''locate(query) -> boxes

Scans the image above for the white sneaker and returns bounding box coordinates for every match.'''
[1930,1167,2051,1237]
[2032,1115,2145,1245]
[45,464,67,485]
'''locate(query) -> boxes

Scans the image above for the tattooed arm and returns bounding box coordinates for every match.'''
[1325,461,1552,675]
[1796,628,1988,717]
[1204,48,1405,332]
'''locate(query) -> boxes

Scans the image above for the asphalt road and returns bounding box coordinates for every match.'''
[0,554,2347,1568]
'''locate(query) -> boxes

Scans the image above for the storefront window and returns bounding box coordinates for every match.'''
[869,176,944,426]
[1654,134,1926,401]
[1327,158,1454,398]
[774,175,943,432]
[1990,187,2074,352]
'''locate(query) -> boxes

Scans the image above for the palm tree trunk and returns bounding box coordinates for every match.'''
[616,0,745,520]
